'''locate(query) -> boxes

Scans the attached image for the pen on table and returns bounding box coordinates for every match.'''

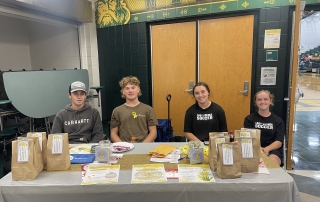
[178,157,186,161]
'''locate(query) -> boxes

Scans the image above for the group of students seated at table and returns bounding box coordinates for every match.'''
[52,76,285,166]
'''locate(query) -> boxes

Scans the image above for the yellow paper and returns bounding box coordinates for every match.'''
[148,144,176,158]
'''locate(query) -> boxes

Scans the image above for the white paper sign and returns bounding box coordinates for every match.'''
[261,67,277,85]
[52,134,63,154]
[18,141,29,163]
[240,131,251,138]
[264,29,281,48]
[32,133,43,151]
[169,154,180,164]
[241,138,253,158]
[242,129,257,138]
[222,144,233,165]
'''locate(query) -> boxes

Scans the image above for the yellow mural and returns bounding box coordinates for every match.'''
[94,0,305,28]
[125,0,226,13]
[95,0,227,28]
[95,0,130,28]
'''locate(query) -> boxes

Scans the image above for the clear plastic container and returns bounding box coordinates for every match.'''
[188,141,204,164]
[95,139,112,163]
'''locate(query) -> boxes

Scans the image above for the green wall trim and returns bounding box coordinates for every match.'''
[96,0,320,28]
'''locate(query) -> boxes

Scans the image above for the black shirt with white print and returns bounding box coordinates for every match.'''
[243,111,285,148]
[184,102,228,141]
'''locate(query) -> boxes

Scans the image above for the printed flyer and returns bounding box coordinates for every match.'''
[81,164,120,185]
[131,164,167,183]
[178,164,215,183]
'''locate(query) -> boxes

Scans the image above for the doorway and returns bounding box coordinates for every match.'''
[293,11,320,170]
[151,15,254,136]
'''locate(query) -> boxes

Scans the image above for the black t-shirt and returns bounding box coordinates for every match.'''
[243,112,285,148]
[184,102,228,141]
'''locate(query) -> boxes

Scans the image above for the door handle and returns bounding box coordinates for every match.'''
[185,80,194,94]
[239,90,248,94]
[185,89,193,94]
[240,81,249,96]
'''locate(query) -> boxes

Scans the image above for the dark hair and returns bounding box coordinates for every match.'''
[192,82,210,96]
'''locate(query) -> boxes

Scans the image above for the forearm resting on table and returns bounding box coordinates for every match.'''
[110,127,122,142]
[262,141,282,154]
[185,132,201,141]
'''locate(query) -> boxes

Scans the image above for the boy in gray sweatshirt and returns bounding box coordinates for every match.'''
[51,81,103,144]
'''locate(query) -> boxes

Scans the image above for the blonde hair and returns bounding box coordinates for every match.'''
[119,76,142,99]
[254,90,274,106]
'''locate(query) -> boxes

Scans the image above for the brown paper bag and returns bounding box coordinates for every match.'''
[216,142,242,179]
[208,134,230,172]
[236,129,261,158]
[209,132,228,138]
[27,132,47,168]
[238,128,261,142]
[235,137,260,173]
[12,137,44,180]
[46,133,70,171]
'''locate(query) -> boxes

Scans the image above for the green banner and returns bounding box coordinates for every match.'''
[94,0,320,28]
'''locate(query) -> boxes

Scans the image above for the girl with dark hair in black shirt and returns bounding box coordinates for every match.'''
[184,82,228,142]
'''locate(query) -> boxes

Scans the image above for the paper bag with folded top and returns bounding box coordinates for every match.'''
[27,132,47,168]
[238,128,261,142]
[236,129,261,156]
[208,133,230,172]
[149,144,176,157]
[235,136,260,173]
[209,132,228,138]
[216,142,242,179]
[12,137,44,180]
[47,133,70,171]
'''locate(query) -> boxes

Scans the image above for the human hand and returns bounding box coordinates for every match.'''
[261,147,270,155]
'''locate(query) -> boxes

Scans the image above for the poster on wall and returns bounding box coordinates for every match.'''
[266,50,278,61]
[260,67,277,85]
[264,29,281,49]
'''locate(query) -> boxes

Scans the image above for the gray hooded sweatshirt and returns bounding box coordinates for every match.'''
[51,103,103,144]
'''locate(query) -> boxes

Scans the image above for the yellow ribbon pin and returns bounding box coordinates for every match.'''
[132,112,137,119]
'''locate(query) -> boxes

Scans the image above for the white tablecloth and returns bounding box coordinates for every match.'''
[0,143,302,202]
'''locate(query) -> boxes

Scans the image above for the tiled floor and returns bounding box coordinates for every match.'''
[289,73,320,201]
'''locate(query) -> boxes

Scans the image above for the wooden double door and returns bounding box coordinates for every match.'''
[152,15,254,136]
